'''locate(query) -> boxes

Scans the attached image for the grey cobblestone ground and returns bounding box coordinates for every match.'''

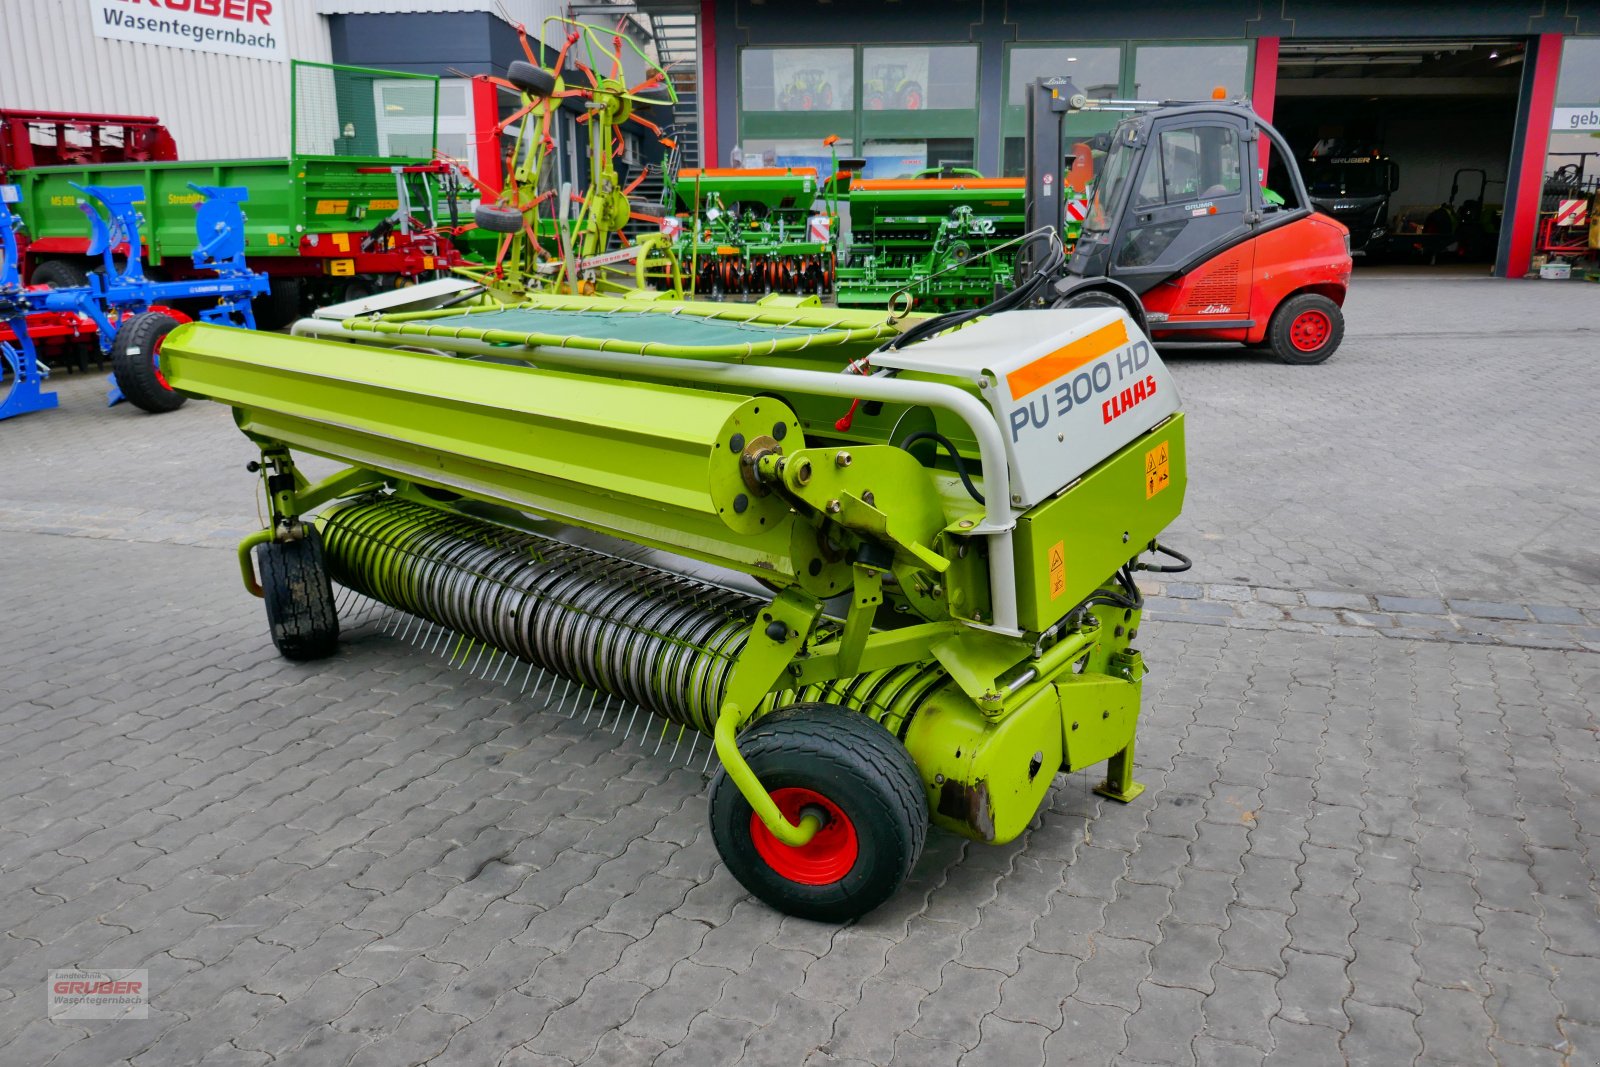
[2,274,1598,1065]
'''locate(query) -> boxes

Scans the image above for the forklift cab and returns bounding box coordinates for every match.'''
[1065,103,1311,295]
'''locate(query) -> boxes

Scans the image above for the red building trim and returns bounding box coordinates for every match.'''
[699,0,719,168]
[471,75,504,197]
[1505,33,1562,278]
[1252,36,1279,171]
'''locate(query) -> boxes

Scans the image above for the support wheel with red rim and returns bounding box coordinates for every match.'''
[1267,292,1344,365]
[111,311,187,413]
[709,703,927,921]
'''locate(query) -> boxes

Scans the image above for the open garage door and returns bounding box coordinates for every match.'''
[1271,39,1524,270]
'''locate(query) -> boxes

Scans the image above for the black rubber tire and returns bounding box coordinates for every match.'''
[254,277,303,331]
[708,703,927,921]
[1267,292,1344,366]
[507,60,557,98]
[110,312,187,413]
[1053,289,1127,312]
[30,260,89,289]
[257,526,340,661]
[474,203,525,234]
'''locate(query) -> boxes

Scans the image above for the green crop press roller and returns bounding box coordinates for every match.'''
[159,289,1188,920]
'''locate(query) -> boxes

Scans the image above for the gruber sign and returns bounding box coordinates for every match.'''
[89,0,287,62]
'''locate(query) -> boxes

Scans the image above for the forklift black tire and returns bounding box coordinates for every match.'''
[111,312,187,413]
[1053,289,1127,312]
[257,526,340,661]
[474,204,525,234]
[30,260,89,289]
[1267,293,1344,365]
[507,61,557,98]
[709,703,927,922]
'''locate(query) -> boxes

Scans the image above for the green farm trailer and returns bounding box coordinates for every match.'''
[9,63,467,320]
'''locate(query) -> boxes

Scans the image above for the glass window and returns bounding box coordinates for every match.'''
[1133,44,1249,102]
[735,138,853,171]
[1007,46,1122,105]
[859,46,977,112]
[1160,126,1241,201]
[1554,37,1600,104]
[741,48,854,112]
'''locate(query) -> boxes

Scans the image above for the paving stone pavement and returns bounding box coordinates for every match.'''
[2,274,1598,1066]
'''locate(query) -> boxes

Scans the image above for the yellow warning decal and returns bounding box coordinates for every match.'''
[1048,540,1067,600]
[327,259,355,276]
[1145,441,1170,499]
[315,200,349,215]
[369,198,399,210]
[332,233,350,252]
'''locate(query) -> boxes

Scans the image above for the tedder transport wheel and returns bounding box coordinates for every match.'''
[474,204,525,234]
[110,312,186,413]
[1267,293,1344,366]
[507,60,557,98]
[709,703,927,921]
[256,525,339,661]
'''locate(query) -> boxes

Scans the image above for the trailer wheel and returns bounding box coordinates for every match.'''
[1268,293,1344,365]
[709,703,927,921]
[474,203,525,234]
[30,260,89,289]
[257,526,340,661]
[507,60,557,98]
[111,312,187,413]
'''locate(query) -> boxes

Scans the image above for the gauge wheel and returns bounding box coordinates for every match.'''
[507,60,557,98]
[1268,293,1344,365]
[474,203,525,234]
[111,311,187,413]
[708,703,927,921]
[257,525,340,661]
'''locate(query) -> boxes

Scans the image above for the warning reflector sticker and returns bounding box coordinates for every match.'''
[1145,441,1171,499]
[1048,540,1067,600]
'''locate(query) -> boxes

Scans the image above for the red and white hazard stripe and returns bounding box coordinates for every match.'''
[1065,197,1089,223]
[1554,199,1589,227]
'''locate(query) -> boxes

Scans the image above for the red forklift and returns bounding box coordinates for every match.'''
[1024,79,1352,364]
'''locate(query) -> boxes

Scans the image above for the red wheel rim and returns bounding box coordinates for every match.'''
[750,787,858,886]
[152,333,173,391]
[1289,309,1331,352]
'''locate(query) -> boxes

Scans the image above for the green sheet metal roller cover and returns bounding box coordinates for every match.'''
[158,322,801,535]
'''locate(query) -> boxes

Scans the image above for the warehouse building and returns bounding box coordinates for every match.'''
[5,0,1597,278]
[651,0,1600,278]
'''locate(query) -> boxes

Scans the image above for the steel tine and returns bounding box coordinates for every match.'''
[580,688,601,725]
[625,706,640,743]
[702,740,717,774]
[520,660,537,694]
[470,642,489,674]
[685,732,699,766]
[430,624,452,655]
[654,722,668,756]
[398,614,419,643]
[411,621,433,647]
[481,650,504,680]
